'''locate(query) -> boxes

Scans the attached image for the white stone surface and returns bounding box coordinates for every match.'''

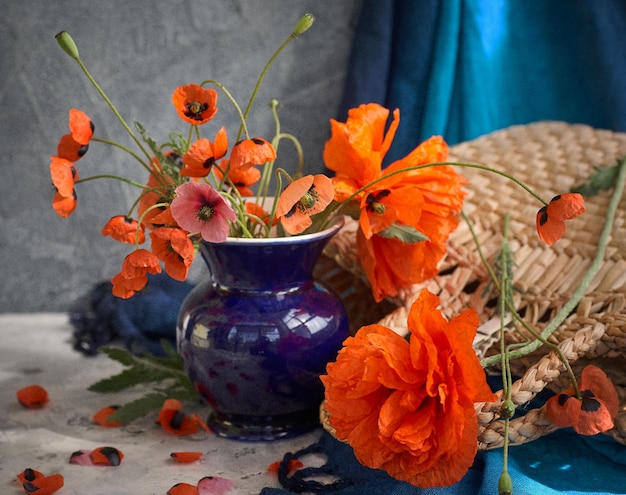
[0,313,323,495]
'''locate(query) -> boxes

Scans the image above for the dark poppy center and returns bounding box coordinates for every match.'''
[366,189,391,214]
[184,101,209,121]
[197,204,214,221]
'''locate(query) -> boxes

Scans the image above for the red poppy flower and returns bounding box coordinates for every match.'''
[170,452,204,463]
[93,405,124,427]
[149,227,195,281]
[170,182,236,242]
[546,365,619,435]
[101,215,146,244]
[157,398,199,435]
[21,472,64,495]
[57,109,94,161]
[322,289,496,488]
[111,249,162,298]
[214,158,261,196]
[229,137,276,171]
[275,174,335,234]
[52,190,77,218]
[50,156,78,198]
[16,384,49,409]
[181,128,229,177]
[172,84,218,125]
[536,193,586,245]
[138,157,177,230]
[168,483,199,495]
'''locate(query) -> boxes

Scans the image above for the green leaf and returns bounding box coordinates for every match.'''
[107,392,168,424]
[571,158,623,197]
[99,346,137,366]
[88,367,148,393]
[377,223,430,243]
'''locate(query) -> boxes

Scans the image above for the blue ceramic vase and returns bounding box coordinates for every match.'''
[176,219,348,441]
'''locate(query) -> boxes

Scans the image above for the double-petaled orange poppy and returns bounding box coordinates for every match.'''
[214,158,261,197]
[323,103,465,301]
[322,289,496,488]
[149,227,195,281]
[171,84,218,125]
[137,156,177,230]
[546,364,619,435]
[111,249,162,298]
[101,215,145,244]
[536,193,586,245]
[275,174,335,234]
[180,127,228,177]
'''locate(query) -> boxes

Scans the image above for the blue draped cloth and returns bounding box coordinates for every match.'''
[339,0,626,163]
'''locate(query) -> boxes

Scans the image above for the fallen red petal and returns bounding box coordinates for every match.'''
[17,468,45,483]
[93,405,124,427]
[16,385,49,409]
[197,476,236,495]
[267,458,304,473]
[170,452,204,463]
[167,482,199,495]
[22,473,64,495]
[91,446,124,466]
[69,450,94,466]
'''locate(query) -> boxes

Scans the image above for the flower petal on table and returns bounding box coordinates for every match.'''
[22,473,64,495]
[92,405,124,427]
[170,452,204,463]
[17,468,45,483]
[16,385,49,409]
[196,476,236,495]
[167,483,199,495]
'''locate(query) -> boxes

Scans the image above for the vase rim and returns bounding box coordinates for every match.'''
[212,216,345,246]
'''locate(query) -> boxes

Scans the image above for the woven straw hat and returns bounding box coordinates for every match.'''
[319,121,626,449]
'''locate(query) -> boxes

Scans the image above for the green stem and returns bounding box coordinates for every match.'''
[75,174,151,190]
[92,137,153,175]
[200,79,249,139]
[481,157,626,368]
[72,57,152,162]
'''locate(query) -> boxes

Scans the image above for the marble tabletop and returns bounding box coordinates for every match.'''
[0,313,323,495]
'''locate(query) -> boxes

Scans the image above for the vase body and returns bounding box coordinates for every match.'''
[176,220,348,441]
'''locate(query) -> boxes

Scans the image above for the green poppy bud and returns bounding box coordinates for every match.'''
[498,471,513,495]
[292,13,315,37]
[55,31,80,61]
[500,399,516,419]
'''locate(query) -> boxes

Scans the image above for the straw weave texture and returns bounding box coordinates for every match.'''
[318,121,626,449]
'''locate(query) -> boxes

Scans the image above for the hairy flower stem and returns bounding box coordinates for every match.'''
[481,157,626,368]
[200,79,249,140]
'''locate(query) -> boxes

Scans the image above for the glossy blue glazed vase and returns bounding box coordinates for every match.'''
[176,219,348,441]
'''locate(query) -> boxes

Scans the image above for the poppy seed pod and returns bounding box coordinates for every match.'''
[55,31,80,61]
[292,13,315,37]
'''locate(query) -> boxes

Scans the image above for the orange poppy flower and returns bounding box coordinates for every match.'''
[215,158,261,196]
[275,174,335,234]
[322,289,496,488]
[323,103,400,201]
[20,472,64,495]
[50,156,78,198]
[111,249,162,298]
[229,137,276,171]
[171,84,218,125]
[57,109,94,162]
[181,127,228,177]
[170,452,204,463]
[52,190,77,218]
[157,398,199,435]
[149,227,195,281]
[138,157,176,230]
[16,384,49,408]
[546,365,619,435]
[245,201,279,227]
[167,483,199,495]
[93,405,124,427]
[536,193,586,245]
[101,215,146,244]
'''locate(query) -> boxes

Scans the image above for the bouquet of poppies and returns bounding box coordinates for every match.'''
[49,13,622,494]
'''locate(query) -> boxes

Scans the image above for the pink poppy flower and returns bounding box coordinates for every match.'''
[170,182,236,242]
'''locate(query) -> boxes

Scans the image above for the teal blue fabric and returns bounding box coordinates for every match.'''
[340,0,626,163]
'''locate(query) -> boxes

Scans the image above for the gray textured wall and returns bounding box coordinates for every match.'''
[1,0,361,312]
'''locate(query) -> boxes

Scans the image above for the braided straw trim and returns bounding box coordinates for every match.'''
[320,121,626,448]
